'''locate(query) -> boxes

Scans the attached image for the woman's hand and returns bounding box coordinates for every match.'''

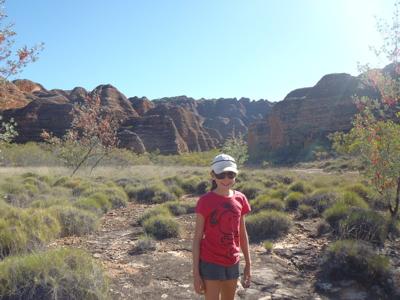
[242,264,251,288]
[193,273,205,294]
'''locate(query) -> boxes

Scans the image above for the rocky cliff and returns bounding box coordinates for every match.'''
[2,67,381,159]
[248,73,377,163]
[0,81,271,154]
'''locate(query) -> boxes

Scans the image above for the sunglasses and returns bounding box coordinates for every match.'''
[214,171,237,179]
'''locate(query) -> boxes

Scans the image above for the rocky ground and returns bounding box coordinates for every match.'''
[48,198,400,300]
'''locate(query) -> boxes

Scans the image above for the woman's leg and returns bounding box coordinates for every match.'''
[204,279,221,300]
[220,279,237,300]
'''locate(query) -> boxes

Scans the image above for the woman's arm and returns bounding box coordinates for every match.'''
[240,215,251,288]
[192,213,205,294]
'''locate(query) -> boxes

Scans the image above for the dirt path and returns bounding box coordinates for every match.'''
[49,200,336,300]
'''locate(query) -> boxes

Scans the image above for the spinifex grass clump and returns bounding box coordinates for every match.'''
[302,189,338,215]
[288,181,310,194]
[284,192,304,211]
[251,194,284,213]
[338,208,389,245]
[138,206,171,226]
[0,173,52,208]
[236,181,265,200]
[246,210,291,242]
[163,200,196,216]
[0,204,61,258]
[323,191,370,232]
[323,202,351,232]
[126,182,175,204]
[50,206,99,237]
[179,176,204,195]
[263,240,274,252]
[138,200,195,226]
[74,193,112,215]
[143,215,181,240]
[319,240,393,293]
[0,248,109,300]
[297,204,317,219]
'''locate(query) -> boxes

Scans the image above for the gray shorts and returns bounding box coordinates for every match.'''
[199,260,239,280]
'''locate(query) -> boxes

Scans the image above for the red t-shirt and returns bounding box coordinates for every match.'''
[195,190,251,266]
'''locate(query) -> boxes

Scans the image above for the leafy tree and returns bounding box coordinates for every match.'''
[0,116,16,142]
[0,115,16,162]
[0,0,42,154]
[0,0,43,81]
[331,2,400,219]
[42,94,120,176]
[222,132,248,166]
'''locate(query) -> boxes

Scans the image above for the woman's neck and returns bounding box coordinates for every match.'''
[213,187,233,197]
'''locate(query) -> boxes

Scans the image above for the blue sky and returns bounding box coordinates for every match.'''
[6,0,394,102]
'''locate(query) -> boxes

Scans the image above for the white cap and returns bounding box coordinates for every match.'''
[211,154,238,174]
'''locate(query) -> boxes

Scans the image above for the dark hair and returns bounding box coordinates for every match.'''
[210,179,217,191]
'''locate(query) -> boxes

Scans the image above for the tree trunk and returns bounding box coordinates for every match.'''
[89,152,108,175]
[389,176,400,218]
[71,143,96,177]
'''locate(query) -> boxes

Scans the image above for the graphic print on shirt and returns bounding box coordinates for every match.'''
[209,202,240,258]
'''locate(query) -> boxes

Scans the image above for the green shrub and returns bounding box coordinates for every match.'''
[168,185,185,198]
[274,175,293,185]
[320,240,393,292]
[0,179,25,195]
[269,189,287,200]
[138,206,171,226]
[345,183,372,200]
[23,182,39,196]
[30,197,70,208]
[289,181,308,193]
[162,176,182,187]
[74,195,110,215]
[339,208,388,245]
[124,183,143,201]
[115,177,141,188]
[0,208,61,258]
[22,175,50,193]
[153,190,175,204]
[252,195,284,213]
[238,182,264,200]
[0,248,109,300]
[71,181,93,197]
[51,206,99,237]
[323,202,351,232]
[339,191,369,209]
[143,215,181,240]
[263,240,274,252]
[180,177,201,194]
[284,192,304,210]
[246,210,291,242]
[86,192,112,213]
[303,189,337,214]
[263,179,277,188]
[101,187,128,208]
[129,183,173,204]
[163,200,196,216]
[297,204,317,219]
[53,176,82,189]
[2,192,31,208]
